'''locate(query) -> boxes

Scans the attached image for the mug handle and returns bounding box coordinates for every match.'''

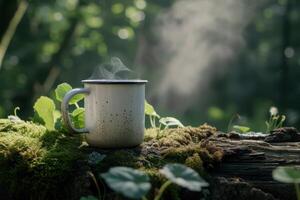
[61,88,90,134]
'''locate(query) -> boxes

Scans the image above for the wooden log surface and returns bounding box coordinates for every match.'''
[207,128,300,200]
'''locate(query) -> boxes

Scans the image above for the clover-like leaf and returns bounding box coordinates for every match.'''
[233,125,250,133]
[33,96,56,130]
[272,166,300,184]
[101,167,151,199]
[55,83,84,104]
[72,107,85,128]
[160,163,209,191]
[145,100,160,118]
[159,117,184,128]
[53,110,61,122]
[55,83,72,102]
[80,196,98,200]
[88,152,106,165]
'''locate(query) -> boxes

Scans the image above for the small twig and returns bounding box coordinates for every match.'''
[75,102,80,109]
[142,196,148,200]
[295,183,300,200]
[154,180,172,200]
[87,171,102,200]
[98,178,106,200]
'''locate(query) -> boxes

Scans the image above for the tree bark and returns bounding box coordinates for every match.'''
[208,129,300,200]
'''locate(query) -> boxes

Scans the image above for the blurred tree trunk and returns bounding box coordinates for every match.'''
[0,0,17,37]
[0,0,28,69]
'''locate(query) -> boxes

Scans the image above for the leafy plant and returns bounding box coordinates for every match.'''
[145,101,184,137]
[159,117,184,129]
[155,163,209,200]
[33,96,57,130]
[80,196,99,200]
[266,106,286,133]
[100,164,208,200]
[55,83,84,107]
[232,125,250,133]
[272,166,300,200]
[101,167,151,199]
[160,163,208,191]
[145,100,160,128]
[8,106,22,122]
[72,107,85,129]
[88,152,106,165]
[32,82,85,131]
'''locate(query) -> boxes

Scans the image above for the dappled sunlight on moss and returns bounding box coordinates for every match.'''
[0,119,85,200]
[0,119,47,137]
[184,153,204,172]
[143,124,222,170]
[0,119,222,199]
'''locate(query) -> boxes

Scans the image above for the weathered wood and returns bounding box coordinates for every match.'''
[208,129,300,200]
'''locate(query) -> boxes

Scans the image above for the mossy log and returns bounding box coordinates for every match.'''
[0,119,299,200]
[209,131,300,200]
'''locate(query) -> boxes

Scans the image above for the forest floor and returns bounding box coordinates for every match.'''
[0,119,299,200]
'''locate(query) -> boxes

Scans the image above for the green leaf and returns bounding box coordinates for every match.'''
[55,83,72,102]
[272,166,300,184]
[55,83,84,104]
[160,163,208,191]
[53,110,61,122]
[101,167,151,199]
[54,116,69,133]
[72,107,84,116]
[233,125,250,133]
[72,107,85,129]
[159,117,184,128]
[88,152,106,165]
[145,100,160,118]
[33,96,56,130]
[80,196,98,200]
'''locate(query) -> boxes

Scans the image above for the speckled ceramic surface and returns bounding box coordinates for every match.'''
[61,80,147,148]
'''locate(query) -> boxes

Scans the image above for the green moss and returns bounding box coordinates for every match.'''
[0,119,222,199]
[145,124,217,147]
[0,119,47,137]
[146,124,222,171]
[0,119,84,200]
[185,153,204,172]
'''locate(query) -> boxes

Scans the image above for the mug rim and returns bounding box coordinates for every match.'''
[82,79,148,84]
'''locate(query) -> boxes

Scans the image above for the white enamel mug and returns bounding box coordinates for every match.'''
[61,79,147,148]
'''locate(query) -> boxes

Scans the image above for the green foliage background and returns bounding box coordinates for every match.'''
[0,0,300,131]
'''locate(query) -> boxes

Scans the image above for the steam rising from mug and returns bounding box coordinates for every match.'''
[89,57,137,80]
[137,0,259,110]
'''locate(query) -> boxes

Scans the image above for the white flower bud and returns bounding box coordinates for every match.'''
[269,106,278,116]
